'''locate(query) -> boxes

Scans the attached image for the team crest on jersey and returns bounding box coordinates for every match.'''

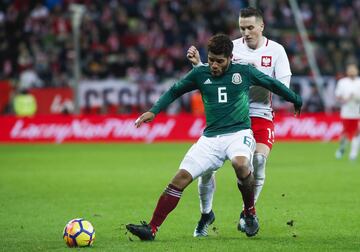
[232,73,242,84]
[261,56,272,67]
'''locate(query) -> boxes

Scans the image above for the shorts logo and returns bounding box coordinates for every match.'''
[232,73,242,84]
[261,56,272,67]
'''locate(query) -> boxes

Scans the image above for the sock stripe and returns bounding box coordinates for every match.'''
[165,187,182,198]
[168,183,183,191]
[150,185,183,228]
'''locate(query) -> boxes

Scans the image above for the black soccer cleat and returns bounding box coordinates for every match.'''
[193,210,215,237]
[126,221,155,241]
[237,210,246,232]
[244,214,259,237]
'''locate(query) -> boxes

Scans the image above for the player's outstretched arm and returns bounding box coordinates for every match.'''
[187,46,201,65]
[134,112,155,128]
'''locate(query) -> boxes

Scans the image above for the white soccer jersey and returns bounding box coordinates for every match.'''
[335,77,360,119]
[232,37,292,120]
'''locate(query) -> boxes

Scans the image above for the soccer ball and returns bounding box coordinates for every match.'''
[63,218,95,247]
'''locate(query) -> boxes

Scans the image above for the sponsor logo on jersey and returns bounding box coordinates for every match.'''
[261,56,272,67]
[203,78,212,84]
[232,73,242,84]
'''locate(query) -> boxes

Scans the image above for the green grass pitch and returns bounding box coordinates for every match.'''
[0,142,359,251]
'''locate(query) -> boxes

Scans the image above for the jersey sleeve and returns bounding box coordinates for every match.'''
[249,65,302,107]
[277,75,291,88]
[274,45,292,86]
[193,62,204,67]
[150,69,198,114]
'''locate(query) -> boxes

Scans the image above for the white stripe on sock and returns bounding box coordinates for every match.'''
[165,187,182,198]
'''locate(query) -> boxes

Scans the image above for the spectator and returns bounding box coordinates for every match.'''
[0,0,359,115]
[19,65,44,90]
[13,88,37,117]
[1,0,359,82]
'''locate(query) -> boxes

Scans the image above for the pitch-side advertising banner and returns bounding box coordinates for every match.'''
[29,88,73,114]
[0,113,342,143]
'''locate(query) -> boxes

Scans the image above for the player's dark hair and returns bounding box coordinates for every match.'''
[239,7,264,21]
[207,34,233,58]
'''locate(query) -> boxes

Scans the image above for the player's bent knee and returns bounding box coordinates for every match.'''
[171,169,193,190]
[231,156,251,179]
[253,153,267,181]
[232,156,250,170]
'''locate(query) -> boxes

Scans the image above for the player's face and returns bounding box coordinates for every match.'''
[208,52,232,77]
[239,16,264,49]
[346,64,358,79]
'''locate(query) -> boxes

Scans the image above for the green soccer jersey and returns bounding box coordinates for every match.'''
[150,62,302,137]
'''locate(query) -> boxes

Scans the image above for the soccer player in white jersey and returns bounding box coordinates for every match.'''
[335,63,360,161]
[187,7,292,236]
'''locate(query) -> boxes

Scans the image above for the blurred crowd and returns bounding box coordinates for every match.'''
[0,0,359,92]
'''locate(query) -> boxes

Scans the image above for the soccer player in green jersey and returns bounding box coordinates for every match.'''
[126,34,302,240]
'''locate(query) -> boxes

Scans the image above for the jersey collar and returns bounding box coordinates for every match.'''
[242,36,268,52]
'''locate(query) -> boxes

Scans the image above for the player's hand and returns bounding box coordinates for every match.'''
[187,46,200,65]
[294,95,302,117]
[134,112,155,128]
[294,106,301,117]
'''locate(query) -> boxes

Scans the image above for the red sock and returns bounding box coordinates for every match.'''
[237,173,256,216]
[149,184,183,232]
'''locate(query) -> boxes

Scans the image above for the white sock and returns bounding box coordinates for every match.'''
[198,172,215,214]
[253,153,267,203]
[338,136,347,152]
[349,135,360,160]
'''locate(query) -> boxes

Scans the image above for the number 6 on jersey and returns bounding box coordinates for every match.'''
[218,87,227,103]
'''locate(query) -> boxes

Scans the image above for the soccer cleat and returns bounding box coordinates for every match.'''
[237,210,246,232]
[244,213,259,237]
[126,221,155,241]
[193,210,215,237]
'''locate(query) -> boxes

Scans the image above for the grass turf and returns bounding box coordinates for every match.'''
[0,142,359,251]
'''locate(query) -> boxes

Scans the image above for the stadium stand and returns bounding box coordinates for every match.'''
[0,0,359,114]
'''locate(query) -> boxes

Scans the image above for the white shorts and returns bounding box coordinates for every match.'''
[179,129,256,180]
